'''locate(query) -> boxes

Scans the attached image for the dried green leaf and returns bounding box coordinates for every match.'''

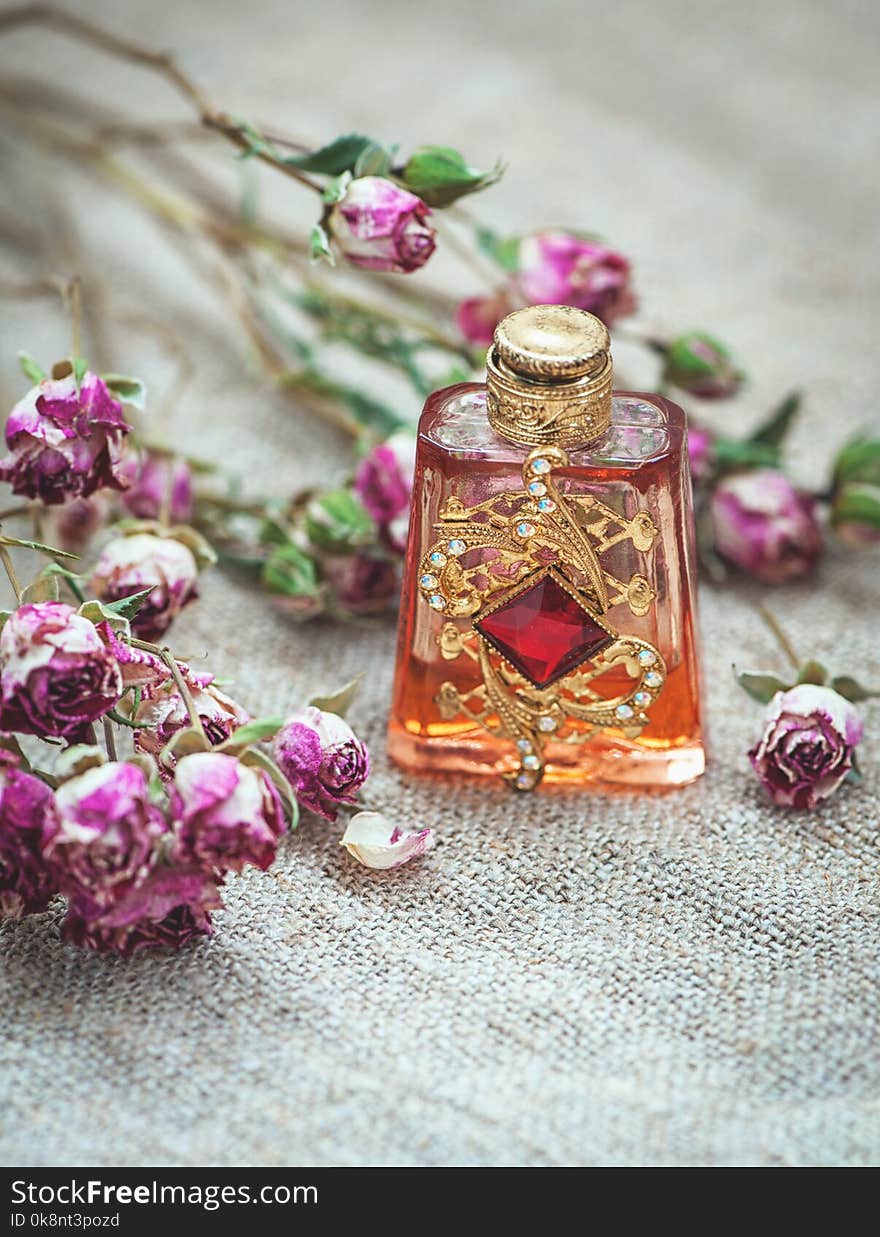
[309,673,364,718]
[239,747,299,828]
[18,351,45,384]
[218,716,285,753]
[400,146,503,207]
[281,133,376,175]
[0,534,78,560]
[55,744,107,780]
[160,726,211,766]
[831,483,880,531]
[310,222,334,265]
[20,572,61,605]
[748,391,801,448]
[736,670,790,704]
[796,659,828,686]
[321,171,352,205]
[829,675,880,703]
[102,373,147,411]
[476,227,520,272]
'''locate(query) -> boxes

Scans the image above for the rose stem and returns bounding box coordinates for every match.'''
[0,542,23,603]
[160,646,206,740]
[65,274,82,358]
[0,5,323,193]
[756,604,800,671]
[102,716,117,761]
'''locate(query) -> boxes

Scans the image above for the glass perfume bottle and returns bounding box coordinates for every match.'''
[389,305,704,791]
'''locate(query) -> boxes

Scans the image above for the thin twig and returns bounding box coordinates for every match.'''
[0,543,23,603]
[102,716,117,761]
[756,604,800,671]
[160,647,206,738]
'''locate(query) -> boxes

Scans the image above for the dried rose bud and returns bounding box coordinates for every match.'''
[517,233,636,326]
[0,371,131,505]
[749,684,864,809]
[171,751,286,873]
[323,552,398,616]
[710,470,823,583]
[455,290,515,347]
[133,673,250,763]
[687,425,715,485]
[662,332,743,400]
[52,495,110,553]
[89,532,199,641]
[0,602,122,740]
[354,432,416,525]
[63,864,221,955]
[341,810,433,870]
[119,450,194,524]
[327,176,436,273]
[0,750,58,919]
[274,706,370,822]
[44,761,167,914]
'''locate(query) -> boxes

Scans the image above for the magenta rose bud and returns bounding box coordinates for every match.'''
[354,432,415,525]
[0,372,131,505]
[327,176,436,273]
[62,864,221,955]
[517,232,636,326]
[455,291,515,347]
[0,602,122,739]
[0,752,58,918]
[89,533,199,641]
[52,495,110,553]
[710,470,823,583]
[171,752,286,874]
[749,684,864,809]
[323,552,398,616]
[133,673,250,763]
[274,706,370,822]
[119,450,194,524]
[662,332,743,400]
[687,426,715,485]
[43,762,167,913]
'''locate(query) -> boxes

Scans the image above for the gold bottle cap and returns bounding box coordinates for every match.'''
[486,305,613,449]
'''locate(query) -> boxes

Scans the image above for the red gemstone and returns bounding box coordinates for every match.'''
[474,568,613,689]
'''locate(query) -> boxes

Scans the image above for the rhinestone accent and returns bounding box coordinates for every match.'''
[420,573,439,590]
[528,481,547,497]
[530,458,551,475]
[516,521,537,539]
[634,690,651,707]
[522,754,541,770]
[638,649,656,666]
[616,704,635,720]
[429,551,447,567]
[447,539,466,556]
[516,738,532,753]
[429,594,446,610]
[537,715,558,733]
[537,498,556,513]
[645,670,663,688]
[515,772,534,790]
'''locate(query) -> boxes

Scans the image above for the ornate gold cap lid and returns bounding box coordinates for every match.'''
[486,305,613,449]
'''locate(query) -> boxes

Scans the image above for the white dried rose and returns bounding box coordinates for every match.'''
[340,810,434,870]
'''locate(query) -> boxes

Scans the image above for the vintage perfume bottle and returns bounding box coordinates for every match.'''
[388,305,704,791]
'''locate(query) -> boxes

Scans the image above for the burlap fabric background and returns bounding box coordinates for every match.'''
[1,0,878,1167]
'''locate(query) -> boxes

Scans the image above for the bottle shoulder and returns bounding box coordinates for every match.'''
[418,383,686,470]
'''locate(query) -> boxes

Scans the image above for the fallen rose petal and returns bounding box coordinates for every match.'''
[340,810,433,870]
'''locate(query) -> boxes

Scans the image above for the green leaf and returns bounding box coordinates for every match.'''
[476,227,520,272]
[77,599,132,636]
[107,707,150,730]
[0,534,78,560]
[309,673,364,718]
[282,133,376,175]
[72,356,88,392]
[736,670,790,704]
[831,483,880,531]
[40,561,86,602]
[18,351,45,384]
[321,171,352,205]
[712,437,781,472]
[284,371,407,437]
[218,716,285,752]
[167,525,217,570]
[20,572,60,605]
[101,587,156,621]
[55,744,107,780]
[262,541,320,597]
[830,675,880,703]
[310,223,334,265]
[305,489,375,551]
[796,659,828,686]
[160,726,211,766]
[239,747,299,828]
[748,391,801,448]
[353,141,395,178]
[400,146,503,207]
[102,373,147,411]
[832,434,880,487]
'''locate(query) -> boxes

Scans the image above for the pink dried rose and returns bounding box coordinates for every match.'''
[354,432,416,525]
[43,761,167,914]
[0,602,122,739]
[455,290,516,348]
[171,751,286,873]
[274,706,370,822]
[98,622,166,691]
[341,810,433,870]
[0,371,131,504]
[89,532,199,641]
[749,684,864,809]
[323,552,398,616]
[132,673,250,762]
[119,451,194,524]
[52,495,110,553]
[63,864,221,955]
[0,750,58,919]
[711,470,823,583]
[517,232,636,326]
[327,176,436,273]
[687,426,715,485]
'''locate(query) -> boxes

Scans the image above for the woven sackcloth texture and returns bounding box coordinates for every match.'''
[1,0,878,1167]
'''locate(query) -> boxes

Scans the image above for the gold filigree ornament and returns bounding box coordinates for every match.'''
[416,445,667,791]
